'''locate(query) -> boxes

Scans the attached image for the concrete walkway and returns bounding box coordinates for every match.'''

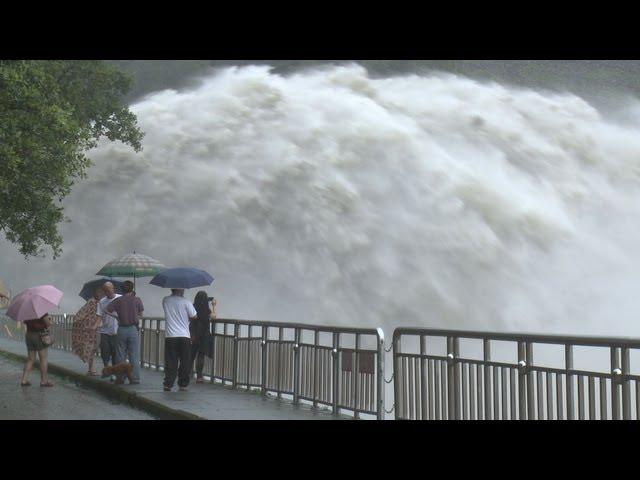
[0,337,343,420]
[0,354,154,420]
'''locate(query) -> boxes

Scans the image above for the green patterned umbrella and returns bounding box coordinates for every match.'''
[96,252,166,289]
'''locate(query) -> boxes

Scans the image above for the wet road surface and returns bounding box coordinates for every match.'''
[0,355,154,420]
[0,336,345,420]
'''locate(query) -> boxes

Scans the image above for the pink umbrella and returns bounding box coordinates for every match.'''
[6,285,63,322]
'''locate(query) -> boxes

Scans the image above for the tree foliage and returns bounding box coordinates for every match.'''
[0,60,144,258]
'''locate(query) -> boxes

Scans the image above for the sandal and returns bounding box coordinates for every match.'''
[20,381,31,387]
[40,382,54,387]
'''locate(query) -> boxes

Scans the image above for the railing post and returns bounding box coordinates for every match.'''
[293,328,301,405]
[155,319,160,371]
[332,332,340,416]
[517,341,527,420]
[526,342,535,420]
[140,318,145,368]
[210,319,216,383]
[62,314,67,351]
[453,337,461,419]
[393,332,401,419]
[622,347,631,420]
[67,315,72,351]
[277,327,283,399]
[376,329,385,420]
[354,333,361,419]
[447,336,457,419]
[261,326,268,396]
[611,347,621,420]
[232,323,239,388]
[483,339,491,420]
[220,324,227,382]
[313,330,319,408]
[246,325,252,390]
[565,344,574,420]
[420,335,427,420]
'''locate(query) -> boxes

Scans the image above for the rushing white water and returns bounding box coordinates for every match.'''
[3,64,640,337]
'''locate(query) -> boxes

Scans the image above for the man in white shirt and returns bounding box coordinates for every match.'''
[162,289,197,391]
[96,282,122,377]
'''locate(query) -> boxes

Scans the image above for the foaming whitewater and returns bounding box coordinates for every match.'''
[3,64,640,337]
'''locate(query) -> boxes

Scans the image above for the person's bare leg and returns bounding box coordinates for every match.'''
[21,350,36,385]
[88,332,99,374]
[37,349,53,386]
[88,356,96,374]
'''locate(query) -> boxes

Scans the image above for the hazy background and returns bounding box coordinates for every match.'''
[3,60,640,339]
[109,60,640,107]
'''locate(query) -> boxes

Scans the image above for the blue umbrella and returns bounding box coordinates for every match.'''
[149,268,214,289]
[79,278,125,301]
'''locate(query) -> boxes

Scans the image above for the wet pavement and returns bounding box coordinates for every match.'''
[0,355,154,420]
[0,337,343,420]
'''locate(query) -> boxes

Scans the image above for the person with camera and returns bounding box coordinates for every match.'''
[191,291,217,384]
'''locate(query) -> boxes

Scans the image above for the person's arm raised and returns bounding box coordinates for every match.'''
[210,298,217,320]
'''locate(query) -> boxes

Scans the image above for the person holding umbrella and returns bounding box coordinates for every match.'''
[71,285,105,375]
[6,285,63,387]
[162,289,197,391]
[20,313,54,387]
[105,280,144,384]
[151,267,214,392]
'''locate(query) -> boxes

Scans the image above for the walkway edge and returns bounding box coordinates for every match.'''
[0,349,205,420]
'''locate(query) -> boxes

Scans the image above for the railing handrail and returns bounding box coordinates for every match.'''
[393,327,640,348]
[143,316,384,338]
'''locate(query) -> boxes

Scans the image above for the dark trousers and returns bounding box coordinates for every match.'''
[191,343,205,379]
[100,334,118,367]
[164,337,192,388]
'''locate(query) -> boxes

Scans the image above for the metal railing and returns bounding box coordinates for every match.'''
[7,312,640,420]
[392,327,640,420]
[0,313,75,349]
[49,314,75,352]
[0,313,385,418]
[140,317,385,419]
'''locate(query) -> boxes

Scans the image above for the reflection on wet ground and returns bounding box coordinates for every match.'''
[0,355,154,420]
